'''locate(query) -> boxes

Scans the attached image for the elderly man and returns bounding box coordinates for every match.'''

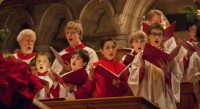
[13,29,36,64]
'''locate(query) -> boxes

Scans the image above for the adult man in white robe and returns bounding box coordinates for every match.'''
[13,29,36,64]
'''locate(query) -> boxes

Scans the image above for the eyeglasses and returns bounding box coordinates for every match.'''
[150,32,163,37]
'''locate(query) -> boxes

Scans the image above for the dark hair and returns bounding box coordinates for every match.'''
[29,57,36,67]
[100,37,116,49]
[147,23,164,36]
[196,23,200,42]
[36,52,52,62]
[186,20,198,31]
[72,49,90,64]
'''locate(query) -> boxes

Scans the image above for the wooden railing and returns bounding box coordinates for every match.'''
[177,82,198,109]
[39,96,159,109]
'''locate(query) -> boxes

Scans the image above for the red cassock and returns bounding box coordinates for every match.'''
[76,59,129,98]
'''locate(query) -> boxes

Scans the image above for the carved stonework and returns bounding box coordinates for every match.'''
[0,0,194,51]
[111,14,126,34]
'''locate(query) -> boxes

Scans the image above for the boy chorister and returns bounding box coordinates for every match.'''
[85,37,129,98]
[128,23,182,109]
[176,22,199,75]
[121,30,147,66]
[184,26,200,108]
[62,49,90,99]
[34,52,53,99]
[50,21,98,98]
[143,9,177,52]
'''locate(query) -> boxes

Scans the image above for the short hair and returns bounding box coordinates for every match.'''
[35,52,52,63]
[186,21,198,31]
[17,29,36,43]
[29,57,36,67]
[129,31,147,44]
[147,23,164,36]
[196,24,200,42]
[72,49,90,64]
[64,20,83,39]
[100,37,116,49]
[146,9,163,21]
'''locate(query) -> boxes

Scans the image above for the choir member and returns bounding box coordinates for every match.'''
[51,20,98,75]
[61,49,90,99]
[86,37,129,98]
[144,9,177,52]
[34,52,54,99]
[128,23,182,109]
[121,30,147,66]
[13,29,36,64]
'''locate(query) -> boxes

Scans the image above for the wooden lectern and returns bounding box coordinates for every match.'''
[39,96,159,109]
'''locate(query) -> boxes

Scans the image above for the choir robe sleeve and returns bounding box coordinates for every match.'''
[51,50,66,74]
[118,68,129,95]
[186,52,200,81]
[83,47,99,74]
[74,78,95,99]
[128,54,142,96]
[175,46,187,74]
[164,37,177,52]
[168,59,183,103]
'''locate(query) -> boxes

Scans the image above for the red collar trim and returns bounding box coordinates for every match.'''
[65,44,86,52]
[132,51,137,55]
[17,52,36,60]
[189,38,194,42]
[37,71,48,76]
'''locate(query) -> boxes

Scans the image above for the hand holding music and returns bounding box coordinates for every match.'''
[112,78,120,88]
[89,65,95,81]
[158,58,170,75]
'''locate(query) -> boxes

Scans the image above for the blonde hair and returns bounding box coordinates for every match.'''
[17,29,36,42]
[64,20,83,39]
[129,31,147,44]
[146,9,163,21]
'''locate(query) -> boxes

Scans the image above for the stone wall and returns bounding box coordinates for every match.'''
[0,0,197,52]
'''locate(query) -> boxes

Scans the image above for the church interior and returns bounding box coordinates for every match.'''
[0,0,200,109]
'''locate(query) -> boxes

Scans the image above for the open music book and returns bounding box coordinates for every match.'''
[51,67,88,86]
[95,64,130,80]
[123,54,135,66]
[177,37,196,53]
[50,46,72,66]
[142,43,180,68]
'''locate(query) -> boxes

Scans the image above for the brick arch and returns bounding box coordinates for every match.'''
[37,3,73,51]
[80,0,115,37]
[2,10,34,52]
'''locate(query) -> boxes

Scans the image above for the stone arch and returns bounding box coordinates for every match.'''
[122,0,156,34]
[112,0,155,47]
[38,3,73,51]
[80,0,115,37]
[2,10,34,52]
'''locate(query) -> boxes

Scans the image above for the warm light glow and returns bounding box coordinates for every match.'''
[197,9,200,20]
[0,0,3,4]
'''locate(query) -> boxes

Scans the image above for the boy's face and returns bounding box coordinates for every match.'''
[70,54,86,71]
[149,29,164,48]
[188,25,197,40]
[19,35,35,54]
[131,38,146,53]
[36,55,50,73]
[65,29,80,46]
[100,40,117,60]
